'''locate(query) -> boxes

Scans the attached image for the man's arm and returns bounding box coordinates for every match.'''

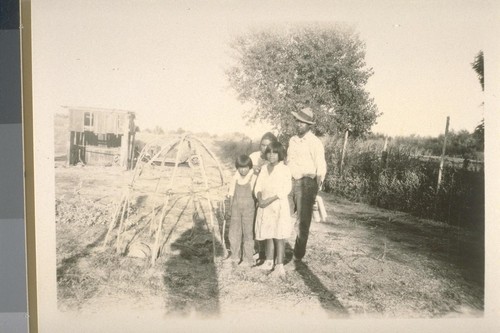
[313,137,327,189]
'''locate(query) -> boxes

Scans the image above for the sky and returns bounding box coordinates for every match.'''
[32,0,498,139]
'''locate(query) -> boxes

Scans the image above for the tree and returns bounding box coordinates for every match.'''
[471,50,484,151]
[442,130,478,159]
[472,51,484,91]
[226,24,380,141]
[153,126,164,135]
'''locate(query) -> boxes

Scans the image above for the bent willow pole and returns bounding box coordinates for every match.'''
[103,134,226,265]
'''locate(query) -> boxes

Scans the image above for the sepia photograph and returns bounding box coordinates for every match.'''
[30,0,498,331]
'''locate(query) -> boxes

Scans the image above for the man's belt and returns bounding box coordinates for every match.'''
[292,175,317,181]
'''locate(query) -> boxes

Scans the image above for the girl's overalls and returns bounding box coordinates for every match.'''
[229,180,255,263]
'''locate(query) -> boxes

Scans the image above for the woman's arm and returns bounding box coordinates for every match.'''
[256,191,269,208]
[259,194,279,208]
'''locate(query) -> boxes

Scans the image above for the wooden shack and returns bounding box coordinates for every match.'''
[66,107,136,169]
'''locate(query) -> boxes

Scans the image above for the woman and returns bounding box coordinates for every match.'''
[249,132,278,175]
[253,141,292,277]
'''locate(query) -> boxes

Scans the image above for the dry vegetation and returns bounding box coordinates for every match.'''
[54,135,483,319]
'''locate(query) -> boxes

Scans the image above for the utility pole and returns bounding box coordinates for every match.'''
[381,135,389,168]
[437,116,450,192]
[340,129,349,175]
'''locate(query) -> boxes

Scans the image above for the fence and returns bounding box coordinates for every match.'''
[416,155,484,173]
[323,137,484,229]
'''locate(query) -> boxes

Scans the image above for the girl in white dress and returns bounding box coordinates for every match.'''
[254,141,292,276]
[249,132,278,262]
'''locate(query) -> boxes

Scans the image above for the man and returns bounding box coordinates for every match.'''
[287,107,327,261]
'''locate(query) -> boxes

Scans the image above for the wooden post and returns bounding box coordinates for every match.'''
[151,135,187,265]
[220,200,228,258]
[68,131,75,165]
[115,195,129,253]
[151,195,171,265]
[120,116,130,169]
[80,132,86,164]
[103,192,126,248]
[381,135,388,168]
[340,129,349,175]
[436,116,450,192]
[129,132,136,169]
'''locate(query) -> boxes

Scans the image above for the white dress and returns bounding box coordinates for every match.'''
[254,161,292,240]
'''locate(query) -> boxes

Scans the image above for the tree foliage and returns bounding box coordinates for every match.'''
[471,50,484,151]
[226,24,380,141]
[153,126,165,135]
[473,119,484,151]
[471,51,484,91]
[390,130,482,159]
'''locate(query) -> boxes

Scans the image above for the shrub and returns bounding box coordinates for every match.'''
[213,134,253,165]
[323,136,484,229]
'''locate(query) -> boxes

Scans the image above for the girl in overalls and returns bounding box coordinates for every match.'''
[227,155,257,267]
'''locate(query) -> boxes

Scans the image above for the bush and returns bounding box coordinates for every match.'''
[323,136,484,228]
[213,134,254,165]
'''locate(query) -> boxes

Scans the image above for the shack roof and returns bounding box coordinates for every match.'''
[64,106,136,135]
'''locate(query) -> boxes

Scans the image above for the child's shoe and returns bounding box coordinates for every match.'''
[255,259,273,271]
[269,263,285,278]
[223,255,238,267]
[255,257,265,266]
[239,261,252,268]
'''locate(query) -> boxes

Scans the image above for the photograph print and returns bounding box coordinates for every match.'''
[31,0,497,331]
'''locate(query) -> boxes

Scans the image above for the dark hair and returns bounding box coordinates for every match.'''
[235,154,253,169]
[260,132,278,144]
[265,141,286,162]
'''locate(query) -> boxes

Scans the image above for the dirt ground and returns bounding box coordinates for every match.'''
[54,140,484,320]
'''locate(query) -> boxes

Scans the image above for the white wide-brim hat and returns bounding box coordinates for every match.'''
[292,107,315,125]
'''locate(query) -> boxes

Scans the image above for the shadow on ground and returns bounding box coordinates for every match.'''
[57,230,107,279]
[284,242,348,318]
[56,227,109,309]
[342,210,483,284]
[163,211,223,317]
